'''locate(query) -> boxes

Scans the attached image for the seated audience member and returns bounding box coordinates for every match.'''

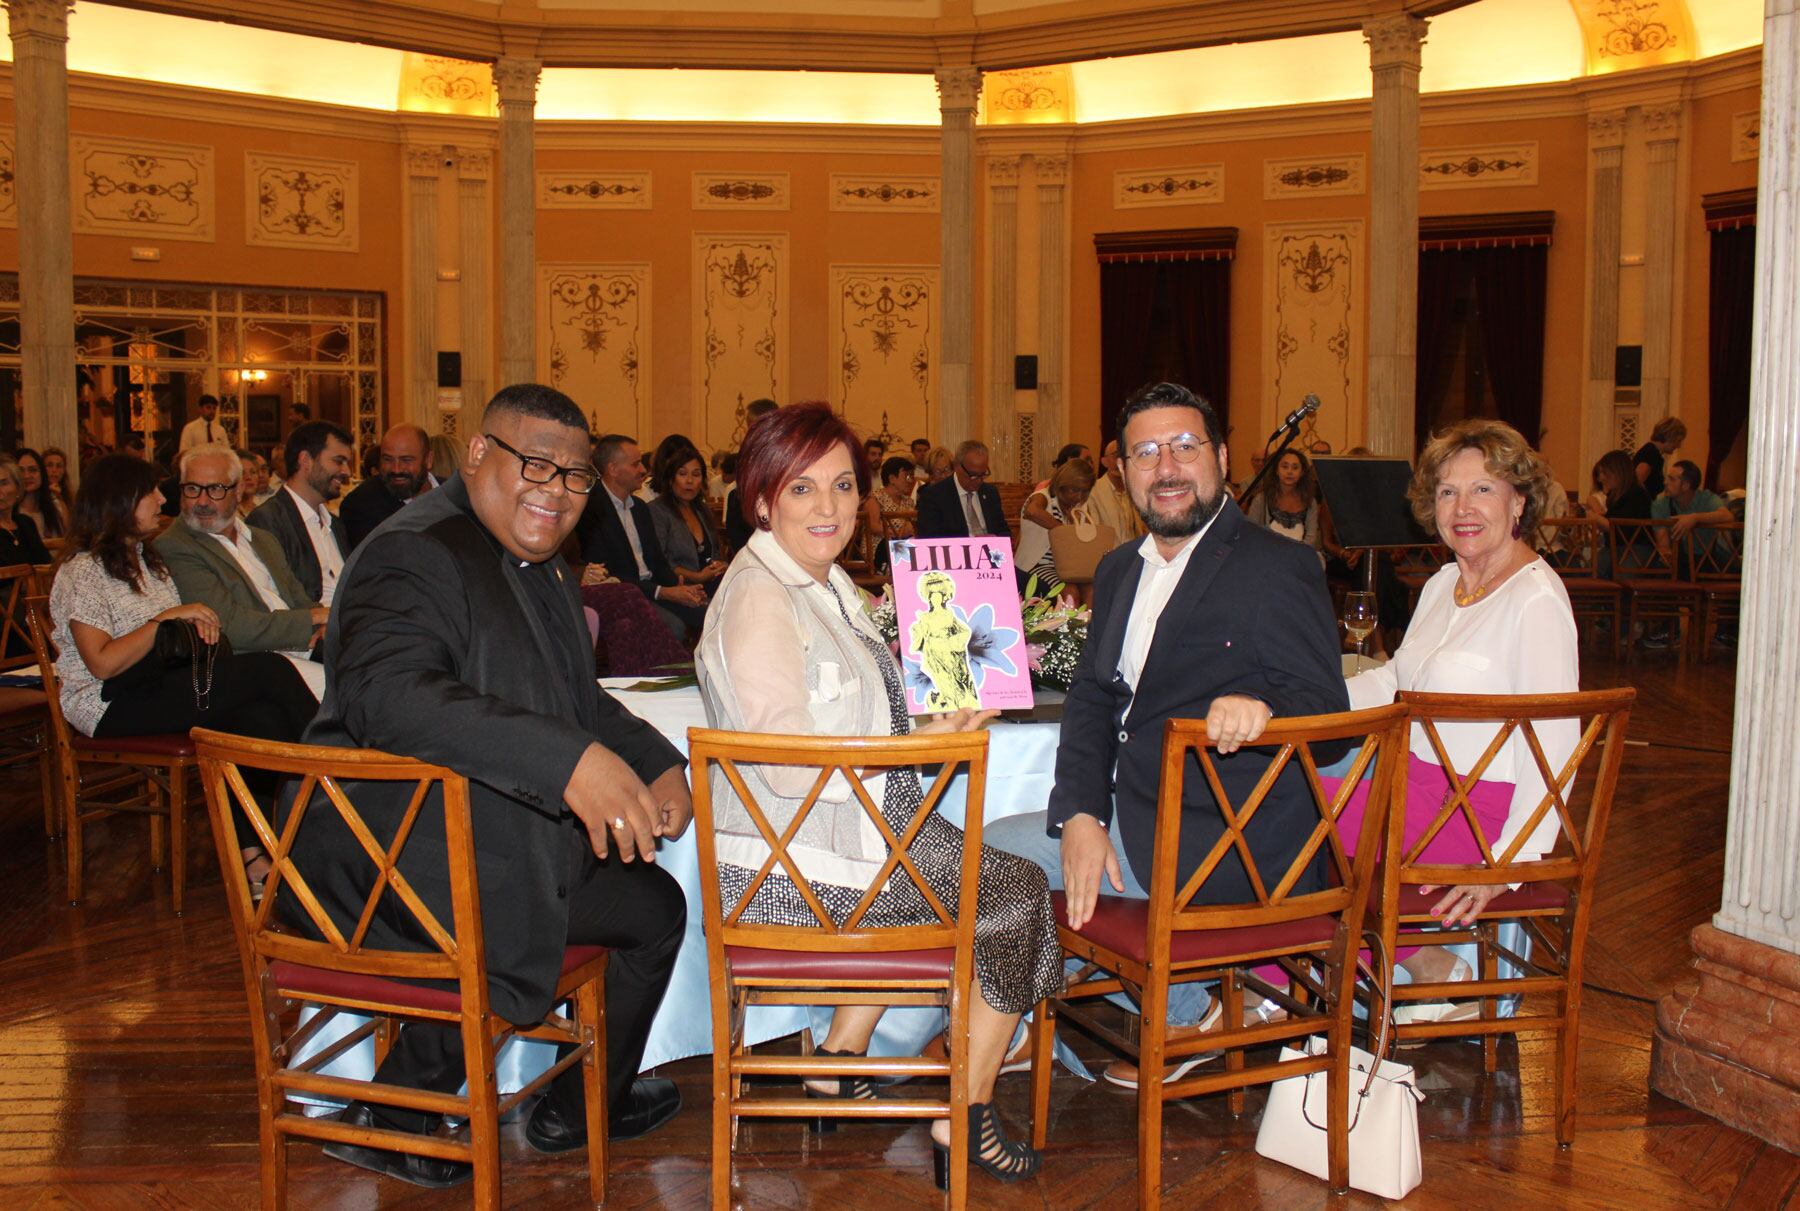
[232,451,263,517]
[646,433,700,500]
[1243,448,1333,564]
[1324,418,1579,1019]
[49,454,316,894]
[1640,458,1736,650]
[578,434,708,639]
[1031,443,1092,495]
[985,382,1349,1088]
[40,446,76,539]
[708,449,732,501]
[915,440,1009,540]
[249,421,354,608]
[290,384,688,1186]
[865,455,918,535]
[646,443,727,592]
[1085,440,1144,543]
[427,433,463,489]
[339,423,433,548]
[153,444,329,699]
[0,456,51,659]
[1016,456,1099,588]
[697,401,1058,1185]
[15,447,69,539]
[863,437,888,477]
[910,437,932,479]
[1634,415,1686,497]
[920,445,954,494]
[724,399,779,550]
[1590,448,1653,578]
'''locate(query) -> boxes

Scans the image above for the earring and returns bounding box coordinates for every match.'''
[1511,518,1522,539]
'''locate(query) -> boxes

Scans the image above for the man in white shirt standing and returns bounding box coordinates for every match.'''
[155,444,329,699]
[986,381,1349,1088]
[177,394,224,453]
[250,421,354,608]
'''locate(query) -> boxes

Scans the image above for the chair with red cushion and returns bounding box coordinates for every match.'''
[27,595,201,912]
[687,727,1022,1210]
[1038,706,1409,1208]
[191,728,610,1210]
[1378,689,1634,1146]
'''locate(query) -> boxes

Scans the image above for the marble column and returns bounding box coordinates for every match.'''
[493,56,541,388]
[936,66,981,450]
[1362,14,1427,457]
[453,147,493,435]
[6,0,78,471]
[1650,0,1800,1154]
[1035,155,1070,479]
[403,145,440,432]
[1583,110,1627,473]
[986,157,1020,474]
[1639,105,1682,434]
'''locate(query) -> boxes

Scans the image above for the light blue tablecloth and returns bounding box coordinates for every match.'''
[295,680,1061,1097]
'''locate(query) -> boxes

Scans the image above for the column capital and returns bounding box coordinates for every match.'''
[1034,155,1070,186]
[1642,102,1683,141]
[492,57,542,107]
[405,144,446,180]
[1363,14,1428,69]
[450,146,492,181]
[1587,107,1629,148]
[3,0,73,40]
[935,66,983,113]
[987,156,1021,186]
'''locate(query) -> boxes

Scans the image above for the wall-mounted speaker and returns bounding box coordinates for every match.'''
[437,351,462,388]
[1614,345,1642,388]
[1014,355,1039,391]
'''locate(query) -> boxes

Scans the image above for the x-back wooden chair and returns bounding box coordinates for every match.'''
[1537,517,1621,646]
[1607,517,1694,657]
[688,727,1016,1210]
[193,729,610,1209]
[1374,689,1634,1146]
[1683,521,1744,662]
[27,595,201,912]
[0,566,56,838]
[1040,706,1409,1207]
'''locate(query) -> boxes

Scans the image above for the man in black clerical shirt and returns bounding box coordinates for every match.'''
[292,384,690,1188]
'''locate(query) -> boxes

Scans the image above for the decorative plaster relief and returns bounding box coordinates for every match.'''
[1265,221,1363,446]
[980,66,1073,125]
[539,263,651,438]
[830,265,939,446]
[1263,155,1365,199]
[694,234,789,454]
[0,127,14,229]
[245,153,357,252]
[1731,112,1760,164]
[1419,142,1538,190]
[830,174,939,212]
[71,135,214,241]
[1113,165,1223,209]
[398,54,495,117]
[538,171,651,210]
[692,173,790,211]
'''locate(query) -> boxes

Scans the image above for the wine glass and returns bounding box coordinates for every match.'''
[1343,591,1378,674]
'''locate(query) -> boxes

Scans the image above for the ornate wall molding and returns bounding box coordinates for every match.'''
[245,152,357,252]
[1363,13,1429,70]
[829,174,939,212]
[987,156,1021,186]
[934,66,982,113]
[1113,164,1223,209]
[1419,142,1538,190]
[1263,154,1365,199]
[70,135,214,242]
[538,170,651,210]
[2,0,73,40]
[1035,154,1071,186]
[693,233,788,454]
[0,126,14,228]
[980,66,1073,126]
[539,262,651,438]
[1572,0,1693,73]
[1641,102,1683,139]
[830,264,938,446]
[491,57,542,107]
[1587,107,1629,148]
[404,143,444,179]
[398,53,494,117]
[451,147,491,181]
[1264,220,1363,449]
[1731,111,1761,164]
[692,172,789,211]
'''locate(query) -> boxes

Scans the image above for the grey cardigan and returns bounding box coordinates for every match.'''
[648,493,723,575]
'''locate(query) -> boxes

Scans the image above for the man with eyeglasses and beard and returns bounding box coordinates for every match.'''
[339,422,435,549]
[986,381,1348,1088]
[249,421,355,608]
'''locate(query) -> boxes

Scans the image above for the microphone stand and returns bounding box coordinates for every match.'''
[1234,414,1309,507]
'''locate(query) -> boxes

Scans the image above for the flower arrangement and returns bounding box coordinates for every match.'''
[1019,574,1091,692]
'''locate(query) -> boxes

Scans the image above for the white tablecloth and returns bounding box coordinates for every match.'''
[296,680,1061,1096]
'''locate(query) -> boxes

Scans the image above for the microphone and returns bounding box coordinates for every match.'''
[1281,394,1321,433]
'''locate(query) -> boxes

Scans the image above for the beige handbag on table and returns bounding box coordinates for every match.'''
[1047,506,1116,584]
[1253,933,1426,1200]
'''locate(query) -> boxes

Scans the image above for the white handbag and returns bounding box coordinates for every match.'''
[1253,935,1426,1199]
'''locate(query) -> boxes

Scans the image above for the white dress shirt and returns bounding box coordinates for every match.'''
[284,484,344,605]
[178,415,221,452]
[608,486,652,580]
[1117,506,1224,695]
[206,522,327,697]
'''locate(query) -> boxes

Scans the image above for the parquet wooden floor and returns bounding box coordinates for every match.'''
[2,645,1795,1209]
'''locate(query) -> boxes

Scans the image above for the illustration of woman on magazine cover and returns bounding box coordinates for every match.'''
[908,570,980,711]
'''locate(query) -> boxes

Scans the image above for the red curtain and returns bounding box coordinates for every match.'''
[1707,225,1755,487]
[1473,245,1549,446]
[1099,257,1232,446]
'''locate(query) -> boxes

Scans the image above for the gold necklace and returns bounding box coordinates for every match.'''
[1452,554,1519,607]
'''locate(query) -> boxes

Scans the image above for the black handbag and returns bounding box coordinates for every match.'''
[101,618,230,707]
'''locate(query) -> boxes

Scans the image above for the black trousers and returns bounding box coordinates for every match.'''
[636,579,707,640]
[370,853,686,1133]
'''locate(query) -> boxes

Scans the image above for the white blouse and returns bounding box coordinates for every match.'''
[1345,558,1580,863]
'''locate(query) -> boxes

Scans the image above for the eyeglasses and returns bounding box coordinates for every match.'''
[958,464,991,480]
[179,482,238,500]
[1126,434,1213,468]
[484,433,599,494]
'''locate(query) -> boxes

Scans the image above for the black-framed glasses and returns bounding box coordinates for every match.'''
[483,433,598,494]
[1126,434,1213,468]
[958,463,991,480]
[179,481,238,500]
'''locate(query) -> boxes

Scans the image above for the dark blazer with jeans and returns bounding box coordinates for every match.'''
[915,474,1010,540]
[248,487,348,605]
[1046,498,1350,902]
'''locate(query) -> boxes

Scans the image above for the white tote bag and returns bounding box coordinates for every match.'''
[1254,935,1426,1199]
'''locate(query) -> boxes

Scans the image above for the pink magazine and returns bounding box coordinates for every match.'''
[887,536,1035,715]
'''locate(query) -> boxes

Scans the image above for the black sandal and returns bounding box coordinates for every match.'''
[932,1101,1042,1189]
[804,1047,882,1134]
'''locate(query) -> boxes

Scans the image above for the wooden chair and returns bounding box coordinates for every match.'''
[1684,521,1744,662]
[837,520,889,591]
[1608,517,1695,657]
[1040,706,1409,1207]
[1537,517,1621,646]
[688,728,1011,1209]
[880,507,918,541]
[0,565,56,837]
[26,596,201,913]
[992,481,1032,544]
[192,728,610,1210]
[1374,689,1635,1146]
[1388,542,1449,615]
